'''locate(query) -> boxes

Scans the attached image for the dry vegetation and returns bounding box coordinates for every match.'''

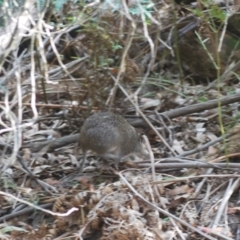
[1,0,240,239]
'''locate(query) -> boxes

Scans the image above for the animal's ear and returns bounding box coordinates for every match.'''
[135,126,146,137]
[138,131,143,136]
[138,132,144,142]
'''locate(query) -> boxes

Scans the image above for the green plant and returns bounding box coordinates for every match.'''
[38,0,77,11]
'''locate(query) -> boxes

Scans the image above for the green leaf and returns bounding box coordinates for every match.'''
[0,226,28,234]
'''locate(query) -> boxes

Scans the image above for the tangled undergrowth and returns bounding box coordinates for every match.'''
[0,0,240,239]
